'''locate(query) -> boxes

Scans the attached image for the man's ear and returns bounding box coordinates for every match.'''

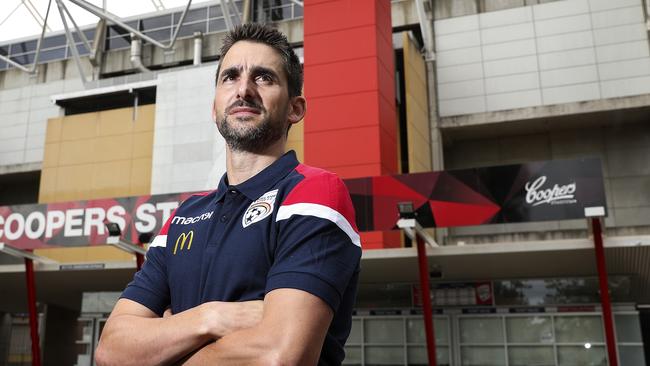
[288,96,306,125]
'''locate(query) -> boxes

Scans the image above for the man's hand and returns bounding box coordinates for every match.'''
[200,300,263,339]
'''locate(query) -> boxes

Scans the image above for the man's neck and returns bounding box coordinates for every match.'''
[225,140,286,185]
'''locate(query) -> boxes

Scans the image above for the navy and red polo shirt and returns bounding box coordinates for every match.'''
[121,150,362,365]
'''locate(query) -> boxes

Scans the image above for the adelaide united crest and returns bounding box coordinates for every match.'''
[242,189,278,228]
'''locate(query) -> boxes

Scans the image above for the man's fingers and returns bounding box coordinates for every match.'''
[163,308,173,318]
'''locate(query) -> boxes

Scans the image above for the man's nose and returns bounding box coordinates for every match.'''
[236,77,256,100]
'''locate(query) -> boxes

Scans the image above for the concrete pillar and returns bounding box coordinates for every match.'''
[303,0,400,248]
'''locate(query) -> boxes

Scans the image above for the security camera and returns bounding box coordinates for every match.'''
[138,232,153,244]
[105,222,122,237]
[397,201,416,219]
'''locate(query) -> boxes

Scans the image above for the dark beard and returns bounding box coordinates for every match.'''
[217,114,286,153]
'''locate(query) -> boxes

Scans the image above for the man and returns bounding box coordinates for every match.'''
[95,23,362,366]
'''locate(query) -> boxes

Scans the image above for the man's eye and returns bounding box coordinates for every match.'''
[256,74,272,83]
[222,74,236,82]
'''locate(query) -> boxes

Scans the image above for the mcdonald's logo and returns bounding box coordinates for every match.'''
[173,231,194,255]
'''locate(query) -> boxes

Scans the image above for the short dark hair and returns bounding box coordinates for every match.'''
[216,23,303,98]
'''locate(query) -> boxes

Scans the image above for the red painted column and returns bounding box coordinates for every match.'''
[416,236,437,366]
[592,218,618,366]
[135,252,144,271]
[25,256,42,366]
[304,0,400,248]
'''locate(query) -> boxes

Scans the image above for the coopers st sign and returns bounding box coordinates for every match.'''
[0,158,606,249]
[0,193,195,250]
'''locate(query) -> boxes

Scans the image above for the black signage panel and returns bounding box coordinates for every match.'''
[346,157,606,230]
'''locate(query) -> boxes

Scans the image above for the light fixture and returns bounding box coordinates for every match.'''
[0,243,58,264]
[104,222,147,255]
[395,202,438,247]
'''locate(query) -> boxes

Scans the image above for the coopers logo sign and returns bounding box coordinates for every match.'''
[525,176,577,206]
[345,157,607,230]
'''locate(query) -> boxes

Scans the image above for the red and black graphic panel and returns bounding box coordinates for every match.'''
[344,157,606,231]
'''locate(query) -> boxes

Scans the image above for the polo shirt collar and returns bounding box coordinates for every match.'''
[214,150,299,202]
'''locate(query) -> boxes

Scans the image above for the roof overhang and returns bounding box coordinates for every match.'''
[51,80,158,115]
[360,235,650,284]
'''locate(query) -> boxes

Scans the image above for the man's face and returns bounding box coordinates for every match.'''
[213,41,296,153]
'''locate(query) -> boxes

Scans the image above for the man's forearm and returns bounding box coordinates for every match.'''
[95,306,211,366]
[96,300,263,366]
[181,324,283,366]
[181,289,332,366]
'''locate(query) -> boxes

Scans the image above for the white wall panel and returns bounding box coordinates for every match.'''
[0,138,26,153]
[589,0,639,12]
[483,56,538,77]
[437,79,485,100]
[542,83,600,105]
[485,73,539,94]
[537,31,593,54]
[438,96,487,116]
[593,23,646,46]
[435,31,481,51]
[1,124,28,140]
[479,6,532,28]
[590,6,644,29]
[0,151,24,166]
[534,14,591,37]
[538,48,596,70]
[601,76,650,99]
[486,90,541,111]
[481,23,535,45]
[0,112,29,129]
[153,145,173,164]
[26,120,46,136]
[434,15,478,35]
[437,63,484,83]
[540,65,598,88]
[23,148,43,163]
[595,40,650,63]
[482,39,536,61]
[436,47,482,67]
[25,133,45,149]
[598,58,650,81]
[532,0,589,20]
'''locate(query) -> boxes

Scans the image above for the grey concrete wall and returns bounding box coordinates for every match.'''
[0,61,86,174]
[443,120,650,243]
[151,63,227,195]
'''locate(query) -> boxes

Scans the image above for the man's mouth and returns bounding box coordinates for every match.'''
[228,107,261,116]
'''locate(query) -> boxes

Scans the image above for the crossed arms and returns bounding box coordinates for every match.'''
[95,288,333,366]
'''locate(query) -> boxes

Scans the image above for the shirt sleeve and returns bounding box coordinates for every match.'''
[267,171,362,311]
[120,211,174,316]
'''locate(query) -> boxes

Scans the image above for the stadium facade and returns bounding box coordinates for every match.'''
[0,0,649,365]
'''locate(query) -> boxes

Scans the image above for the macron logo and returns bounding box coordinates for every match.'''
[171,211,214,225]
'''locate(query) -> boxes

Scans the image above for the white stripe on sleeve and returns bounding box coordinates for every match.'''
[149,235,167,248]
[276,203,361,247]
